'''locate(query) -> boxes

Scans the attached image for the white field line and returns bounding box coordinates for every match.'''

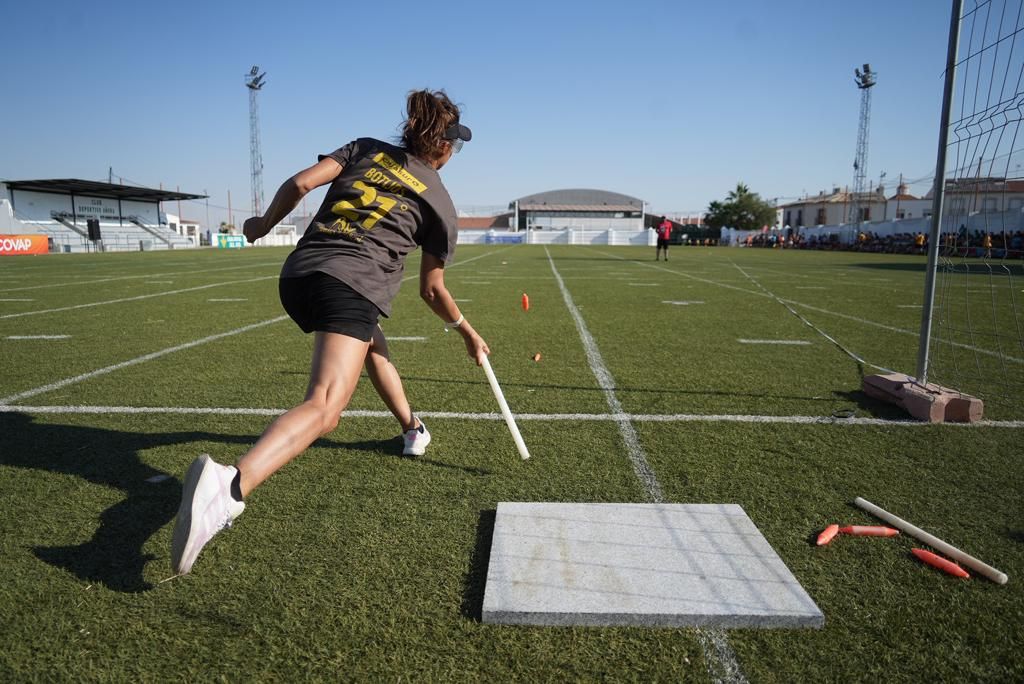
[545,249,665,502]
[0,260,283,293]
[663,300,705,306]
[208,298,249,302]
[0,247,506,405]
[0,298,35,302]
[0,316,289,404]
[737,339,811,345]
[6,335,71,340]
[387,336,427,341]
[0,276,276,320]
[4,404,1023,427]
[600,253,1024,366]
[697,629,748,684]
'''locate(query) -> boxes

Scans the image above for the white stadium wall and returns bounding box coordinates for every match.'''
[10,190,160,225]
[11,190,74,222]
[120,200,159,224]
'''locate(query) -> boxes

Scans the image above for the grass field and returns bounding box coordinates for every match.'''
[0,245,1021,682]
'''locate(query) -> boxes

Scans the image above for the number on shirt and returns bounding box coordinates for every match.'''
[331,181,396,230]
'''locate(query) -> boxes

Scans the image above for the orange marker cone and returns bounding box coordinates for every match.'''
[521,293,530,311]
[816,524,840,546]
[912,548,970,579]
[839,525,899,537]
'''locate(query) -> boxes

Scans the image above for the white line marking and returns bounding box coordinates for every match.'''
[0,276,276,320]
[3,405,1022,427]
[737,339,811,345]
[146,281,173,284]
[207,298,248,302]
[0,298,35,302]
[628,283,659,286]
[897,305,922,308]
[546,247,664,502]
[387,336,427,341]
[662,300,705,306]
[0,316,289,404]
[454,299,472,302]
[462,281,492,284]
[697,629,748,684]
[0,260,282,293]
[6,335,71,340]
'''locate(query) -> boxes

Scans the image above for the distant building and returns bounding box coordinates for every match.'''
[780,186,886,227]
[509,188,644,232]
[886,183,932,220]
[457,213,512,230]
[163,212,201,243]
[943,177,1024,215]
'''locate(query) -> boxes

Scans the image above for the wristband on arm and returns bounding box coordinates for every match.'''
[448,314,465,329]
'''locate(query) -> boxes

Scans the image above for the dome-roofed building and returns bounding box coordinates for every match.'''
[509,188,644,232]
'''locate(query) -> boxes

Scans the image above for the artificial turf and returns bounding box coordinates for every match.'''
[0,245,1021,681]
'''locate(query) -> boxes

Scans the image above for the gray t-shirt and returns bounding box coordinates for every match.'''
[281,138,458,316]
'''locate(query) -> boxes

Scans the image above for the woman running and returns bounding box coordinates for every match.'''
[171,89,487,575]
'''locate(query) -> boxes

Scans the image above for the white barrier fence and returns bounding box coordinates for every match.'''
[457,229,656,246]
[247,229,657,249]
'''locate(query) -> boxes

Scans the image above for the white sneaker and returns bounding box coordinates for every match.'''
[171,454,245,575]
[402,419,431,456]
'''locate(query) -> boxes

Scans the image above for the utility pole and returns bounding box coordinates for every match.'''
[848,64,877,224]
[245,66,267,220]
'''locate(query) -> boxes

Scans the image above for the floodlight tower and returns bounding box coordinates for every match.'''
[847,64,877,225]
[245,66,267,220]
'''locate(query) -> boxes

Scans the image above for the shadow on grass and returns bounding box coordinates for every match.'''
[0,413,484,594]
[461,509,496,622]
[332,437,493,477]
[835,390,914,420]
[0,412,257,593]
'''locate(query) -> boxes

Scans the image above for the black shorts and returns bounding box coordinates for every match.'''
[657,238,670,248]
[279,272,381,342]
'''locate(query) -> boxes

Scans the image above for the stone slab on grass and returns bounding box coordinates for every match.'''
[482,502,823,629]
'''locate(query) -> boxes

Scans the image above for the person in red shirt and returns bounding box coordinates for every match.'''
[656,217,673,260]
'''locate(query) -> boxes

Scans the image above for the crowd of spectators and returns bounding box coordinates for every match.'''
[739,228,1024,258]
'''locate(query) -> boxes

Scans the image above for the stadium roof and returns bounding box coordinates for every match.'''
[512,188,643,212]
[4,179,207,203]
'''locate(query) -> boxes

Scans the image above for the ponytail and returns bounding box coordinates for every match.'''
[401,89,461,161]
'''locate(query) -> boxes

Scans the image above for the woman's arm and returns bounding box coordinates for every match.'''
[243,157,344,243]
[419,252,490,365]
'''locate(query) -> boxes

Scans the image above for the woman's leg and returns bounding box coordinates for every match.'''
[236,331,369,496]
[364,326,418,432]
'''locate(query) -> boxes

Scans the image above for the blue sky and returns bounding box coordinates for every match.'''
[0,0,951,226]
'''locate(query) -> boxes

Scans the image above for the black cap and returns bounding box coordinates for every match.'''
[443,120,472,142]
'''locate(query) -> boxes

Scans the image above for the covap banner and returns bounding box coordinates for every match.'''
[0,235,48,256]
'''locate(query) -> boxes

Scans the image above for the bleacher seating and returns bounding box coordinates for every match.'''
[38,212,196,252]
